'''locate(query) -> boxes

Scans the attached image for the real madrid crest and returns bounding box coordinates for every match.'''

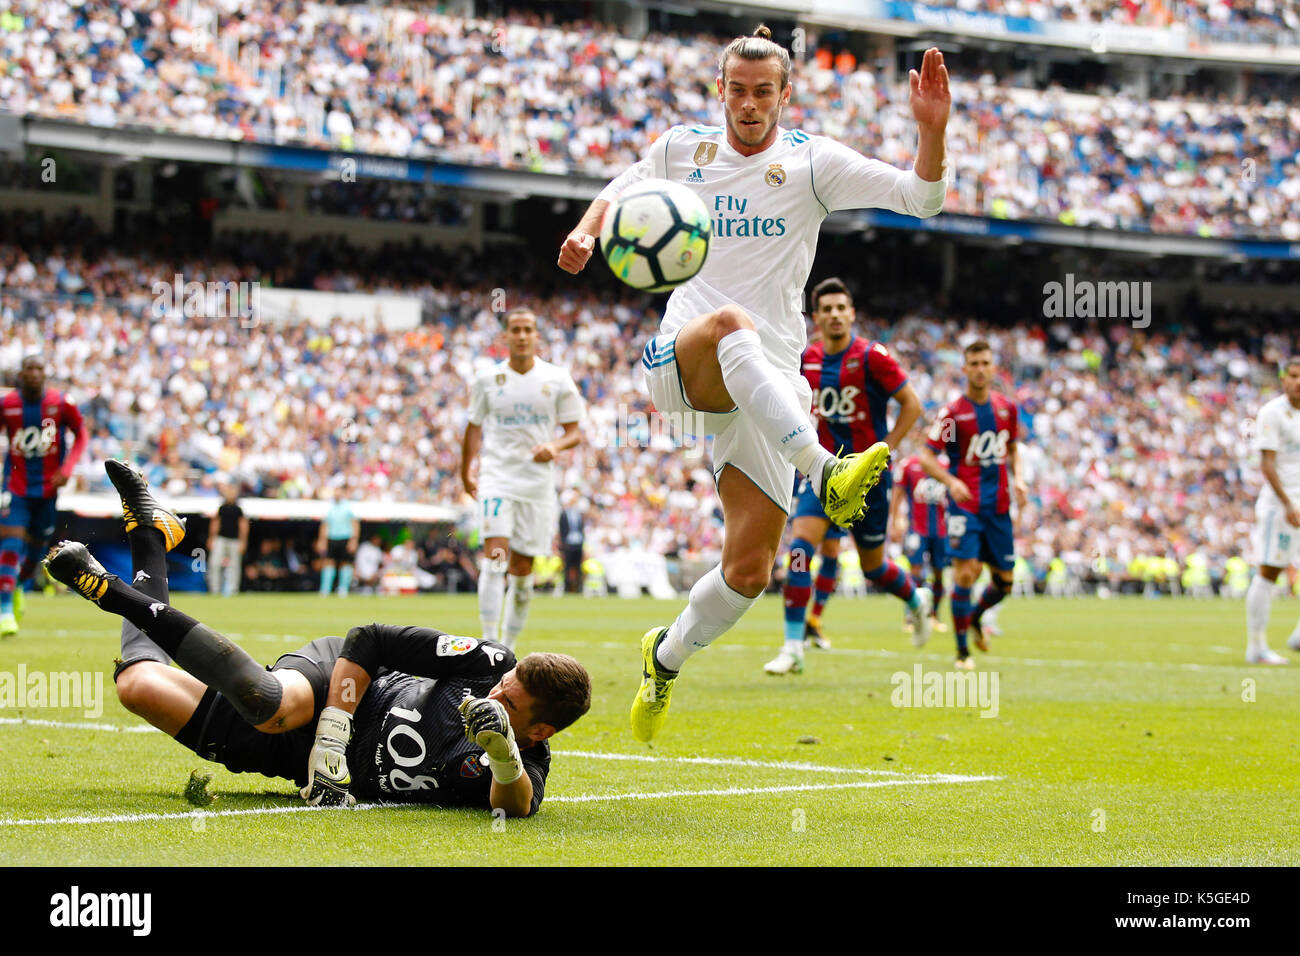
[765,164,786,187]
[495,373,506,386]
[693,143,718,167]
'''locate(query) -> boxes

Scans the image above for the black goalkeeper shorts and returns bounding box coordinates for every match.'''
[175,635,344,788]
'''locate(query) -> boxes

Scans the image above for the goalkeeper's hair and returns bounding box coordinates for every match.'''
[516,652,591,732]
[719,25,791,89]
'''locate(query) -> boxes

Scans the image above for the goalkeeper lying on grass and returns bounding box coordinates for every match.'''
[44,460,591,817]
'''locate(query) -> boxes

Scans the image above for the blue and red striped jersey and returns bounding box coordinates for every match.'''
[925,392,1018,516]
[896,454,948,537]
[802,335,907,455]
[2,387,88,498]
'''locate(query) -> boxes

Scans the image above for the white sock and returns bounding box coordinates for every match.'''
[1246,574,1273,654]
[501,572,534,651]
[478,559,507,642]
[656,565,757,672]
[716,328,835,492]
[783,638,805,656]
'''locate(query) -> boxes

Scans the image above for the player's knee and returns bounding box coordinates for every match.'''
[724,559,772,597]
[114,665,158,717]
[709,305,754,340]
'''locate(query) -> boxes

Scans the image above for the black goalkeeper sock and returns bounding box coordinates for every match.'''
[99,578,282,725]
[127,527,169,602]
[117,528,174,676]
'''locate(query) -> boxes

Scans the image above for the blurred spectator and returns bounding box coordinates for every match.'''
[244,537,289,591]
[206,482,247,597]
[353,533,387,593]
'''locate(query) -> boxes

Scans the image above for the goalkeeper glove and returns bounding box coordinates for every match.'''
[300,706,356,806]
[459,696,523,785]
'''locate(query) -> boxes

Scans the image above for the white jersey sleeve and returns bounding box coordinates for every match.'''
[811,138,946,218]
[596,126,680,203]
[467,372,489,427]
[1255,396,1300,504]
[1257,401,1282,453]
[555,370,585,424]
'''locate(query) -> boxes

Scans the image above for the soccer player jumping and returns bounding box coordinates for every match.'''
[764,278,926,676]
[1,354,88,637]
[558,28,949,739]
[920,341,1028,669]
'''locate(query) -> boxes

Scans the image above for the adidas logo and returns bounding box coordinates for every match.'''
[686,169,704,183]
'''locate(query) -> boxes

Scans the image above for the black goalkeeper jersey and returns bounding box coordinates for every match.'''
[344,626,550,814]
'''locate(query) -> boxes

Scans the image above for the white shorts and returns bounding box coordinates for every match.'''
[641,331,811,512]
[479,493,556,557]
[1254,496,1299,568]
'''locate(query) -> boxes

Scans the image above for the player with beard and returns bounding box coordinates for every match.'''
[45,460,591,816]
[558,27,949,738]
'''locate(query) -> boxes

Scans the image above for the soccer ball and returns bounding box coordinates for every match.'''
[599,179,711,292]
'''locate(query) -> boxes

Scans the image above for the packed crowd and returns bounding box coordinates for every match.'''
[2,215,1296,580]
[4,1,1299,239]
[929,0,1300,39]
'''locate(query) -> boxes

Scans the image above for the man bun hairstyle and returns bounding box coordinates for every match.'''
[719,24,791,88]
[516,652,592,732]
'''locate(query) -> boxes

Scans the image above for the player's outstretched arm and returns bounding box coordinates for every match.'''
[557,201,607,275]
[909,48,950,184]
[559,124,675,274]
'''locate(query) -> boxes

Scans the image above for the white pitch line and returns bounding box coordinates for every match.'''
[546,775,999,804]
[556,749,917,776]
[0,803,389,827]
[0,774,1000,826]
[0,744,1001,827]
[0,717,156,733]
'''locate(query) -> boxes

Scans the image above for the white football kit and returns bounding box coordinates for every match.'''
[468,358,584,555]
[1253,395,1300,568]
[600,124,945,506]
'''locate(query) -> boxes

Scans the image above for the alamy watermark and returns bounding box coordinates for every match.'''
[1042,273,1150,329]
[151,274,261,327]
[49,886,151,936]
[890,664,999,718]
[0,664,103,718]
[590,405,710,460]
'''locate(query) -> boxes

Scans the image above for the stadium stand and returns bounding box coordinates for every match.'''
[2,209,1296,590]
[4,2,1298,238]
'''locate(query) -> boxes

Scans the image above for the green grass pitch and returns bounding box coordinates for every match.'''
[1,591,1297,866]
